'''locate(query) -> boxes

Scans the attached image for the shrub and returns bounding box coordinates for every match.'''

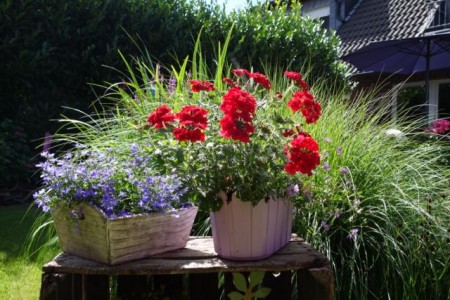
[0,119,34,187]
[220,2,347,89]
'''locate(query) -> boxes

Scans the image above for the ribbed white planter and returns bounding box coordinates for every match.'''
[210,191,293,260]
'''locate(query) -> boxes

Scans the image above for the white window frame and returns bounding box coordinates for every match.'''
[303,6,330,19]
[391,79,450,124]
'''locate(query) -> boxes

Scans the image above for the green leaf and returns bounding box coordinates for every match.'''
[249,271,265,289]
[253,287,271,299]
[232,272,248,292]
[227,291,245,300]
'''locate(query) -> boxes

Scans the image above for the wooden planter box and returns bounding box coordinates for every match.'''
[51,203,198,265]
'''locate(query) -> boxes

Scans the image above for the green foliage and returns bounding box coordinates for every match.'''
[228,272,271,300]
[220,2,346,88]
[0,119,34,186]
[291,84,450,299]
[0,205,60,300]
[0,0,346,186]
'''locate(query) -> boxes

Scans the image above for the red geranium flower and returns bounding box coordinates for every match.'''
[220,87,256,122]
[232,69,251,77]
[284,71,310,90]
[284,71,302,83]
[147,104,176,129]
[176,105,208,129]
[250,72,271,90]
[287,91,321,124]
[189,80,215,92]
[172,105,208,142]
[302,100,321,124]
[284,134,320,175]
[172,127,205,142]
[219,114,255,143]
[223,77,236,86]
[283,128,295,137]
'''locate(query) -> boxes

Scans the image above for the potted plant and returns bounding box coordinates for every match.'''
[142,68,322,260]
[33,143,198,265]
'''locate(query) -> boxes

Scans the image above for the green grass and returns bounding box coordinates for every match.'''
[0,205,60,300]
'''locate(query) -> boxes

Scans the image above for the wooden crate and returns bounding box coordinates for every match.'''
[51,203,198,265]
[41,237,335,300]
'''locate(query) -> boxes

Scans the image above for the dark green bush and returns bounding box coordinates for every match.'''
[218,2,347,87]
[0,119,34,186]
[0,0,347,186]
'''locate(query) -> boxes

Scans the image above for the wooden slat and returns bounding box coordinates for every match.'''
[152,274,185,299]
[40,273,73,300]
[81,274,110,300]
[297,267,335,300]
[263,271,292,300]
[189,273,220,300]
[43,238,330,276]
[117,275,149,300]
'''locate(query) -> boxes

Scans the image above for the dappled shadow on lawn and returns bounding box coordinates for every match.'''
[0,205,54,261]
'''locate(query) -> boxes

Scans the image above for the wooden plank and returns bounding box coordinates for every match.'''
[117,275,149,300]
[223,272,238,298]
[189,273,220,300]
[152,274,185,299]
[263,271,292,300]
[40,273,73,300]
[297,267,335,300]
[81,274,110,300]
[43,238,330,276]
[72,274,82,300]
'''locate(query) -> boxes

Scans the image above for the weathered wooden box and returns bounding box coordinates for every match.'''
[51,203,198,265]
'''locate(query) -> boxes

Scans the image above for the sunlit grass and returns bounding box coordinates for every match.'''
[0,205,60,300]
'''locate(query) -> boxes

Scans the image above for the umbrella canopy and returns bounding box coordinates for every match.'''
[342,32,450,75]
[341,32,450,104]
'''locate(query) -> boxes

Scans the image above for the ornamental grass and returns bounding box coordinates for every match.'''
[27,32,450,299]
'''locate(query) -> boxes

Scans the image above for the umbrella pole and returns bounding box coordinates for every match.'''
[425,38,431,124]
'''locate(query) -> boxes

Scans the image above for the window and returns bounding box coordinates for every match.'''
[393,80,450,123]
[396,85,427,121]
[438,82,450,118]
[429,0,450,29]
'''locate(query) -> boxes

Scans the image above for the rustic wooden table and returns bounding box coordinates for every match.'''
[40,236,334,300]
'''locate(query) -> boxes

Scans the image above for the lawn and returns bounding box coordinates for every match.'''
[0,205,60,300]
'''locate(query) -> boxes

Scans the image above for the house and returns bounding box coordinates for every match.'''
[301,0,450,123]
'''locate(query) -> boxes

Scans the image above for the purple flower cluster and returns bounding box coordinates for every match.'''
[33,144,190,218]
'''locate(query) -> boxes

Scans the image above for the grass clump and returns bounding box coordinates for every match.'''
[28,31,449,299]
[294,84,450,299]
[0,205,60,300]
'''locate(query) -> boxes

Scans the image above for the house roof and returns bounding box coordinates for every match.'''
[338,0,436,56]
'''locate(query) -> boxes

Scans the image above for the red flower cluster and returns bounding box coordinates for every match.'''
[219,87,257,143]
[284,71,321,124]
[147,104,176,129]
[147,105,208,142]
[231,68,271,90]
[232,69,251,77]
[284,71,309,91]
[147,69,322,177]
[284,132,320,176]
[287,90,321,124]
[249,72,271,90]
[189,80,215,92]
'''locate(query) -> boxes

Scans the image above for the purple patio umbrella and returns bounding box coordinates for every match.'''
[341,32,450,103]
